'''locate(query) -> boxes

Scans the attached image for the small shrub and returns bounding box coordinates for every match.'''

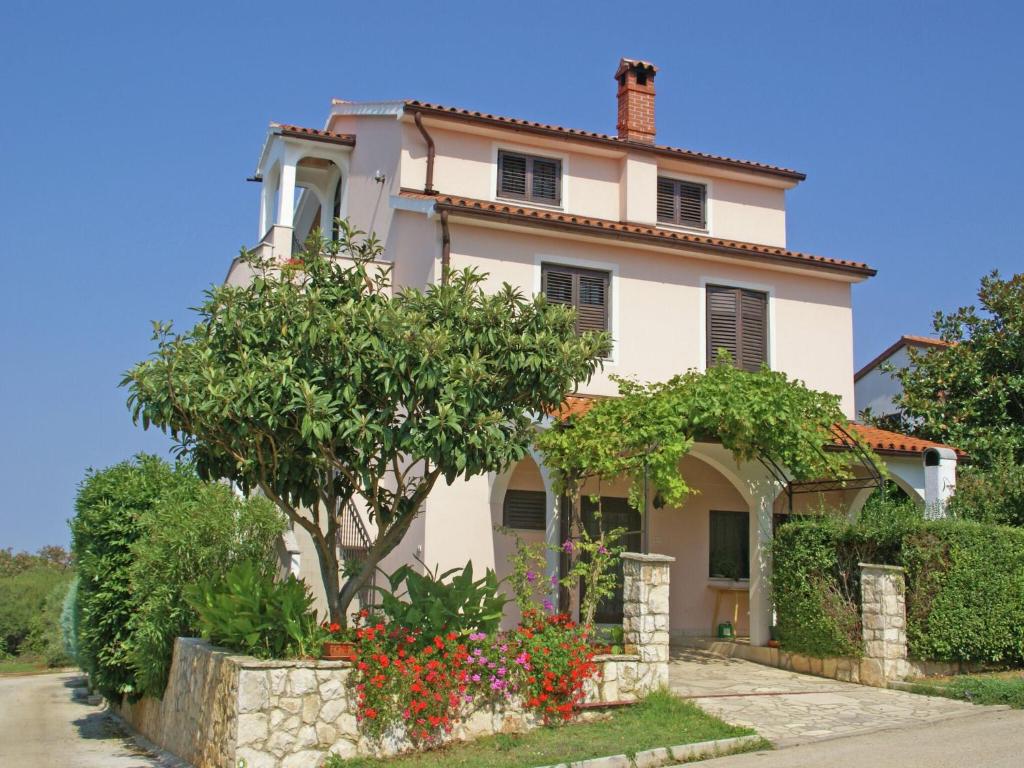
[947,458,1024,527]
[373,560,507,640]
[0,565,73,658]
[127,479,283,696]
[24,579,75,667]
[186,560,321,659]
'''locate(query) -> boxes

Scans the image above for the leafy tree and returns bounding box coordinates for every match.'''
[892,271,1024,468]
[537,361,867,624]
[0,565,72,657]
[124,225,608,624]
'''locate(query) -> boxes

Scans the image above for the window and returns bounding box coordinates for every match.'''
[498,150,562,205]
[706,285,768,371]
[503,490,546,530]
[580,497,642,623]
[709,511,749,580]
[542,264,610,335]
[657,177,706,228]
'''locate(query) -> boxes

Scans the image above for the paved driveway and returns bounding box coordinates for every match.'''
[0,671,172,767]
[670,648,990,746]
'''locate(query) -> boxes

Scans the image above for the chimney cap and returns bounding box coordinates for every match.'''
[615,58,658,79]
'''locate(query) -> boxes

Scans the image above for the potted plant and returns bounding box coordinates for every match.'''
[320,621,357,660]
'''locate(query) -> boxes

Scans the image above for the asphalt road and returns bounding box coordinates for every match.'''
[0,671,167,767]
[694,706,1024,768]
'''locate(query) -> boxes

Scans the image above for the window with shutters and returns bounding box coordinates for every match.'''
[706,285,768,371]
[497,150,562,205]
[657,176,707,229]
[503,489,547,530]
[541,264,610,338]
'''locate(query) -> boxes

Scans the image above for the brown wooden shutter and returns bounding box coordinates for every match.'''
[531,157,561,204]
[498,151,527,199]
[656,177,706,228]
[576,271,609,334]
[739,290,768,371]
[542,264,609,336]
[657,177,676,222]
[498,150,561,204]
[707,285,739,367]
[503,490,546,530]
[678,181,706,228]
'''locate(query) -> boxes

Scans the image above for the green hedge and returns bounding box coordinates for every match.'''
[773,515,1024,665]
[903,521,1024,664]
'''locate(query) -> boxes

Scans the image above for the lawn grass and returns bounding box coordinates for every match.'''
[0,656,54,676]
[325,690,766,768]
[908,670,1024,709]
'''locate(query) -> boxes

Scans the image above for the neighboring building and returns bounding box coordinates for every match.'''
[231,59,961,644]
[854,335,951,420]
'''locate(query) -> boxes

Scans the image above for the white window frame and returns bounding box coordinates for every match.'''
[534,253,619,365]
[491,141,570,211]
[656,169,713,235]
[698,275,775,372]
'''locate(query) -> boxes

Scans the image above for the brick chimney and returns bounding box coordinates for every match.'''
[616,58,658,143]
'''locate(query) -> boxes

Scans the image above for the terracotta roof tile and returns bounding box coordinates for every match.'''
[549,396,961,458]
[404,191,874,277]
[403,101,806,182]
[272,123,356,145]
[854,335,953,381]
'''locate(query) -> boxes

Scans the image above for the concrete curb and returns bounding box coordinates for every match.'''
[534,734,765,768]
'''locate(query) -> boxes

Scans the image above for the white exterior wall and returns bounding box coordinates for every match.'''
[855,346,912,418]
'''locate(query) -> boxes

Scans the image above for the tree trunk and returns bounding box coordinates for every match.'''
[310,530,343,624]
[335,513,416,625]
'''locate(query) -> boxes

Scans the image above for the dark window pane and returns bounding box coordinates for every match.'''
[581,497,642,623]
[709,510,749,580]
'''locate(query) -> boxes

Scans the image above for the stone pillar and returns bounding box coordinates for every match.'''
[621,552,674,691]
[859,563,909,685]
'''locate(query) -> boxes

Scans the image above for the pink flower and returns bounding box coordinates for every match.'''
[543,598,555,612]
[562,540,574,554]
[526,570,537,583]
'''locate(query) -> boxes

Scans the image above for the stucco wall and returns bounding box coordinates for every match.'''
[439,222,855,415]
[855,346,911,418]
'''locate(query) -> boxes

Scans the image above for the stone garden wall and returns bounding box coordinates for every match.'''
[116,554,674,767]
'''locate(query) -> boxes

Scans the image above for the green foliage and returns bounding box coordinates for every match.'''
[72,455,184,697]
[773,514,1024,665]
[902,521,1024,665]
[501,531,548,616]
[373,560,508,640]
[892,271,1024,468]
[23,579,75,667]
[186,560,321,659]
[0,565,73,658]
[947,458,1024,527]
[71,454,282,698]
[772,518,862,658]
[124,223,607,623]
[911,674,1024,709]
[61,576,79,664]
[0,545,72,577]
[538,361,866,627]
[127,479,283,696]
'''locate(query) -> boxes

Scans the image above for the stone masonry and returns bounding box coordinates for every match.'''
[621,552,675,692]
[859,562,909,685]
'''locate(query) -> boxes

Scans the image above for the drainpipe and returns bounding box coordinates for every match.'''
[439,208,451,285]
[413,110,436,195]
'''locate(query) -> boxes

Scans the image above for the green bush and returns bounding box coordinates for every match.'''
[186,560,321,659]
[773,512,1024,665]
[374,560,507,642]
[72,454,181,698]
[947,458,1024,527]
[71,454,285,699]
[0,565,73,657]
[772,518,862,658]
[127,479,283,696]
[23,579,75,666]
[903,521,1024,665]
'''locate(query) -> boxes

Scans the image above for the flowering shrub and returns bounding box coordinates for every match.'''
[352,610,597,747]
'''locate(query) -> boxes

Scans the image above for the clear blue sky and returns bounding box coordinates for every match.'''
[2,1,1021,551]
